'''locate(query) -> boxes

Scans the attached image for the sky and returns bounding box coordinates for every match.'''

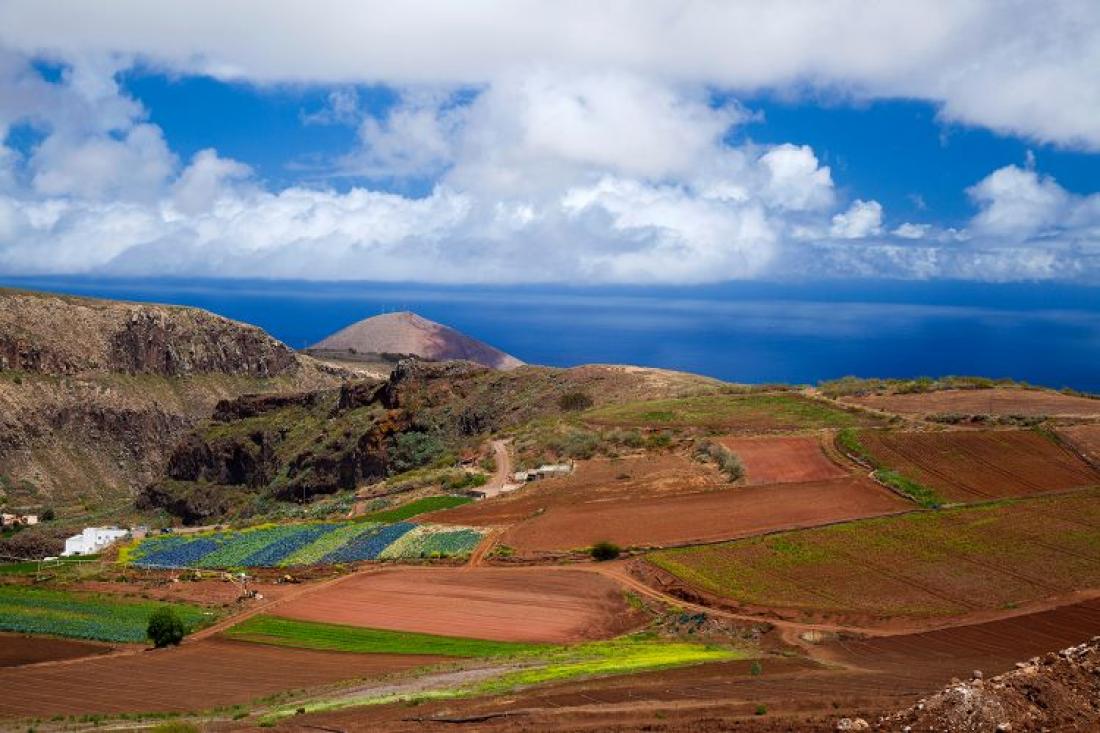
[0,1,1098,286]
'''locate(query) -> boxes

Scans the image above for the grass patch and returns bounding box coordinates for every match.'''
[0,555,100,576]
[225,615,549,658]
[354,495,473,523]
[584,394,866,430]
[874,468,944,508]
[260,634,744,722]
[0,586,212,643]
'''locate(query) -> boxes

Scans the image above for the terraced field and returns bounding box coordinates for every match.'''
[716,435,850,484]
[271,567,646,643]
[0,586,212,643]
[583,393,878,431]
[843,387,1100,417]
[855,429,1100,502]
[125,520,486,568]
[649,488,1100,624]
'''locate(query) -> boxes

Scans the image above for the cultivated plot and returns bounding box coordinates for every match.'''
[271,567,645,644]
[716,435,849,485]
[649,488,1100,624]
[0,638,441,718]
[856,429,1100,502]
[842,388,1100,418]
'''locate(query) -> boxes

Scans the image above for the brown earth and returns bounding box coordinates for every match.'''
[312,311,524,370]
[265,599,1100,733]
[272,566,646,643]
[70,577,293,607]
[843,387,1100,417]
[0,638,443,719]
[858,429,1100,501]
[881,636,1100,732]
[717,435,850,485]
[0,633,112,668]
[1059,423,1100,466]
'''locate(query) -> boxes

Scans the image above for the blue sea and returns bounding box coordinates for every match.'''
[3,276,1098,392]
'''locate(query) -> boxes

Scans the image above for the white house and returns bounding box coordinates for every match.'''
[62,527,129,556]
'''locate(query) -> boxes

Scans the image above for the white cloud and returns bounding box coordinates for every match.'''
[759,145,835,211]
[830,199,883,239]
[966,165,1071,240]
[171,149,252,214]
[0,1,1097,149]
[893,222,929,239]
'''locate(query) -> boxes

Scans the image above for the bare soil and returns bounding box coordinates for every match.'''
[858,429,1100,501]
[276,599,1100,732]
[0,633,112,668]
[0,638,443,718]
[272,566,646,643]
[497,476,907,553]
[843,387,1100,417]
[717,435,849,485]
[1059,423,1100,466]
[428,455,907,553]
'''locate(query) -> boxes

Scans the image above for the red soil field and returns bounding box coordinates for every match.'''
[287,599,1100,733]
[859,429,1100,501]
[1059,424,1100,466]
[273,567,644,643]
[425,454,730,527]
[0,633,111,668]
[0,638,441,719]
[843,388,1100,417]
[493,476,908,553]
[717,435,849,485]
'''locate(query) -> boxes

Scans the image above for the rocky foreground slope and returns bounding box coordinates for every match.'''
[879,638,1100,732]
[0,288,344,516]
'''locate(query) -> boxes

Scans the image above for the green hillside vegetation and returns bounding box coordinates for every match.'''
[584,393,873,430]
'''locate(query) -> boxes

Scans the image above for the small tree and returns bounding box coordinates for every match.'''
[147,607,186,648]
[559,391,594,412]
[590,541,621,561]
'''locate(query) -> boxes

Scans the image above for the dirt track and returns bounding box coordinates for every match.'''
[843,387,1100,417]
[0,638,442,718]
[717,435,849,484]
[859,429,1100,501]
[272,566,646,643]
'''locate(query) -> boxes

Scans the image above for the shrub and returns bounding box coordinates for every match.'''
[388,432,445,473]
[147,607,186,648]
[750,660,763,676]
[590,541,621,561]
[754,704,767,716]
[694,441,744,481]
[40,508,56,522]
[151,724,199,733]
[559,391,594,411]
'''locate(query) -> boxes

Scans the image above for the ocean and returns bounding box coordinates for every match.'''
[3,276,1098,392]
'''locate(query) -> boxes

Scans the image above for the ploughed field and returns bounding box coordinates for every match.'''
[716,435,849,484]
[842,387,1100,417]
[429,454,908,553]
[270,566,645,643]
[0,633,111,667]
[1060,424,1100,465]
[649,488,1100,625]
[855,429,1100,502]
[0,638,442,718]
[290,599,1100,733]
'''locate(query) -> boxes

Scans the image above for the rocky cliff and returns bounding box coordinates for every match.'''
[0,288,345,514]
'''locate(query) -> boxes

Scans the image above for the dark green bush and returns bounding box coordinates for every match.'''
[147,607,186,648]
[559,391,594,411]
[590,541,621,561]
[388,432,446,473]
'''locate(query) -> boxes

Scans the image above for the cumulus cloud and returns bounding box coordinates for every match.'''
[0,1,1097,149]
[830,199,883,239]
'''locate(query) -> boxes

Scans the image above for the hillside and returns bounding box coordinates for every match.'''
[0,288,345,519]
[310,311,524,370]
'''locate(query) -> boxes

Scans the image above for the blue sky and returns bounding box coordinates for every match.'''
[0,1,1098,286]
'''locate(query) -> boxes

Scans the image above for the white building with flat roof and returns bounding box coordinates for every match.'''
[62,527,129,557]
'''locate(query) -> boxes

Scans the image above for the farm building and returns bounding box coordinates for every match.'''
[62,527,129,557]
[513,463,574,483]
[1,513,37,527]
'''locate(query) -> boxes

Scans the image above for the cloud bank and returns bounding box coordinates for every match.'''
[0,1,1098,283]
